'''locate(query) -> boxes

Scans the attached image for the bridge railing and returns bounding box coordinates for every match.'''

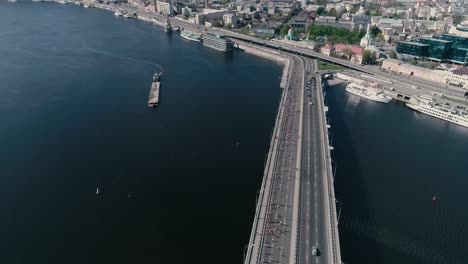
[316,71,342,264]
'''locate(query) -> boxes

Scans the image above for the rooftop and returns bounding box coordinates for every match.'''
[334,44,363,55]
[452,67,468,76]
[418,38,451,43]
[398,41,428,47]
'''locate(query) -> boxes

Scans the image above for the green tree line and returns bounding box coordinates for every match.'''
[307,24,365,44]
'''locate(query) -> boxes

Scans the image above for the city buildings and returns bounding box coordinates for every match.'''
[381,59,468,89]
[448,21,468,38]
[360,24,374,48]
[320,44,363,64]
[288,12,312,33]
[156,0,173,15]
[223,13,238,27]
[396,41,428,58]
[316,16,336,23]
[335,44,363,64]
[396,34,468,64]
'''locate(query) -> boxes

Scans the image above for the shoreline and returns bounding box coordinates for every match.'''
[48,0,292,90]
[236,42,291,89]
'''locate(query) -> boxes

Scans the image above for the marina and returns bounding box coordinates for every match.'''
[335,72,468,128]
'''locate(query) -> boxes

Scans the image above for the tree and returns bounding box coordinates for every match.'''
[280,24,290,37]
[306,24,365,44]
[328,8,337,17]
[214,20,223,27]
[317,7,326,16]
[376,33,385,42]
[341,48,354,60]
[388,50,397,59]
[370,10,382,17]
[370,25,381,37]
[453,14,464,25]
[362,49,372,64]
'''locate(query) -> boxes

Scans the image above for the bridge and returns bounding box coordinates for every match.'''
[92,6,352,262]
[238,50,341,264]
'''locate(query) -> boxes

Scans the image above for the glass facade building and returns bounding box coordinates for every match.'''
[418,38,451,61]
[396,41,428,57]
[396,34,468,64]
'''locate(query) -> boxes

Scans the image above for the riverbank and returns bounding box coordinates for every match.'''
[0,4,283,263]
[46,0,291,90]
[236,42,291,89]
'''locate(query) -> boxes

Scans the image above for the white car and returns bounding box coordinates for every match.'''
[312,246,319,256]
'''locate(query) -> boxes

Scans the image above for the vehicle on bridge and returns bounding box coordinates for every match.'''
[312,246,320,256]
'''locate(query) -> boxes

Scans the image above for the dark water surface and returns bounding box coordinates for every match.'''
[0,2,282,263]
[327,82,468,264]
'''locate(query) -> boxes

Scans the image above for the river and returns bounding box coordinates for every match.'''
[0,2,281,263]
[327,81,468,264]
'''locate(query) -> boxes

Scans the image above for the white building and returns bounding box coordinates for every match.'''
[156,1,173,15]
[448,21,468,38]
[195,13,206,25]
[445,68,468,88]
[381,59,468,88]
[223,13,238,27]
[360,24,374,48]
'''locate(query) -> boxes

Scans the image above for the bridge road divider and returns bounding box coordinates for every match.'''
[316,69,342,264]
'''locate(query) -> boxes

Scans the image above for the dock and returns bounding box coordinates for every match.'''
[148,81,160,107]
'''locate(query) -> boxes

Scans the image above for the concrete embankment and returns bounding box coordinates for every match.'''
[236,42,291,89]
[326,79,345,86]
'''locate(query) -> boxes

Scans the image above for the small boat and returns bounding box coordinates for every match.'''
[114,9,124,16]
[96,187,100,195]
[153,72,160,82]
[123,13,136,18]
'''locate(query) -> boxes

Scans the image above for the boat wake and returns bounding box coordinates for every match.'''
[77,47,163,75]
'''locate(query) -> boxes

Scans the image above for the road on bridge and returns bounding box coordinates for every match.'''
[297,57,332,264]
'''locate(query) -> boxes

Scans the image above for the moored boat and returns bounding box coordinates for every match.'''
[180,30,201,42]
[406,95,468,128]
[345,82,392,103]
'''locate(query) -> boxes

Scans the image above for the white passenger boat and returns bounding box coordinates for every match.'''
[345,82,392,103]
[180,30,201,42]
[406,95,468,128]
